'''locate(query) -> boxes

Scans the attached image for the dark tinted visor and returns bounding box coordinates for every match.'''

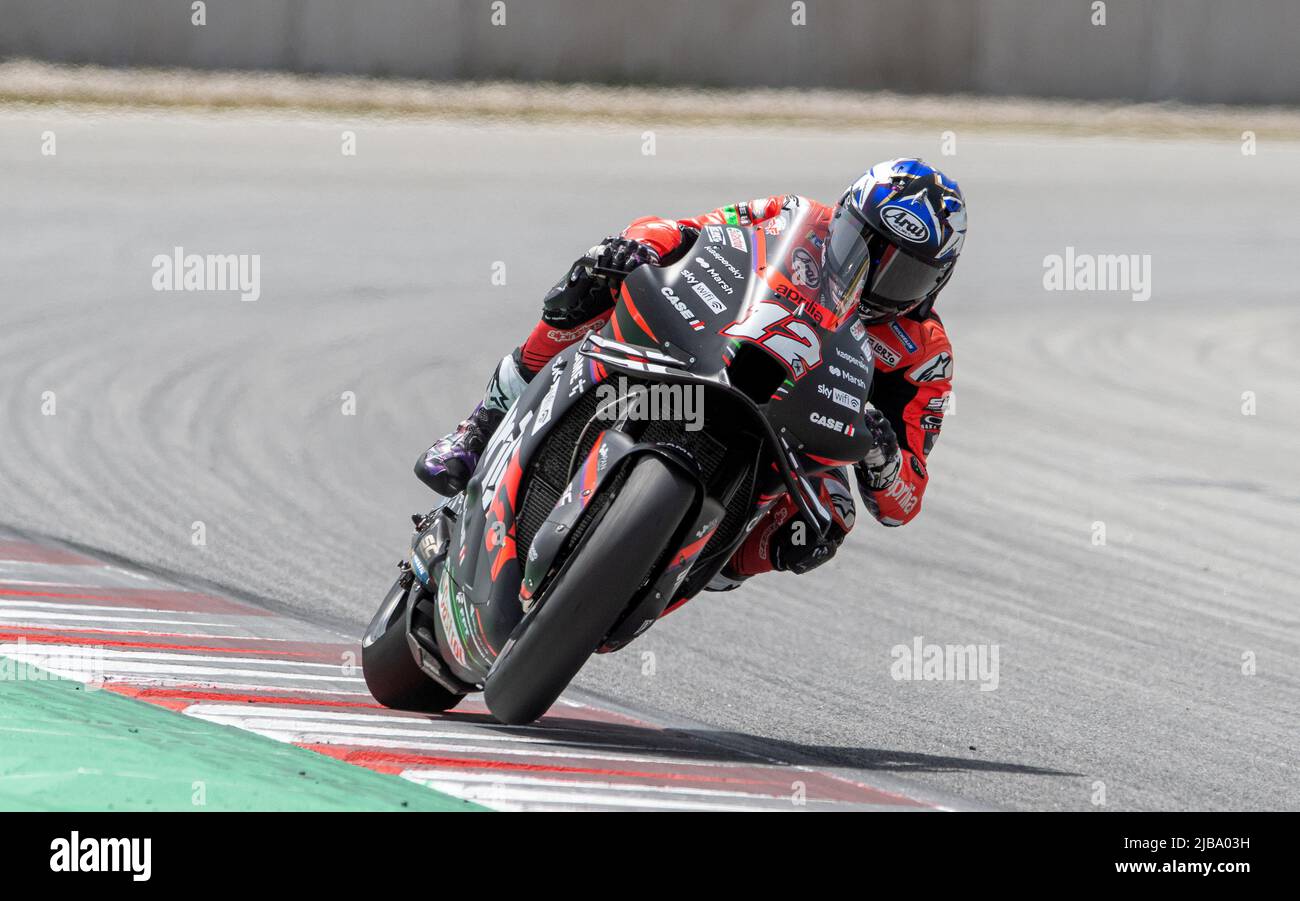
[825,204,950,321]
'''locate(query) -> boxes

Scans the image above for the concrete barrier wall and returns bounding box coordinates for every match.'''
[2,0,1297,106]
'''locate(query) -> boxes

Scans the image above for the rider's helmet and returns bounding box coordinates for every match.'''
[823,158,967,323]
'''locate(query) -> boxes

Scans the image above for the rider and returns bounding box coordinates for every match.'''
[417,158,965,588]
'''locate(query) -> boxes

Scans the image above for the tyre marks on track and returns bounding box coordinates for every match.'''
[0,531,941,811]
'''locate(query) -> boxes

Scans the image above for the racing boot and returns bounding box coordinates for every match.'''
[415,350,531,496]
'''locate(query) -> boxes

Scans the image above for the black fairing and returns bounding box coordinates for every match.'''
[415,200,876,684]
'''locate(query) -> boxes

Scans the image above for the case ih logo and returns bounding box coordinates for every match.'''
[881,206,930,243]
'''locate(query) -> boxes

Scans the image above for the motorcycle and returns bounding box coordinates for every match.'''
[362,202,877,724]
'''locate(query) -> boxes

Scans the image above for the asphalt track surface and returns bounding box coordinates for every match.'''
[2,106,1298,810]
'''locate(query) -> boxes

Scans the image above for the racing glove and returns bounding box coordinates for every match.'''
[856,408,902,492]
[578,236,660,287]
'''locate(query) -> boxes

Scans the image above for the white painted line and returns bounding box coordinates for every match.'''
[185,711,704,755]
[183,704,449,725]
[184,704,722,757]
[112,678,375,696]
[0,626,267,639]
[11,647,349,670]
[198,722,741,768]
[103,566,157,583]
[398,777,771,812]
[400,768,796,802]
[0,610,246,629]
[0,650,365,684]
[0,579,115,588]
[0,599,245,616]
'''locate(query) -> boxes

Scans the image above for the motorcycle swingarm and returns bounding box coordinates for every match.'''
[403,508,478,693]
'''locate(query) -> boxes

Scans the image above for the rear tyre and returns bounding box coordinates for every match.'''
[362,581,464,713]
[485,455,696,725]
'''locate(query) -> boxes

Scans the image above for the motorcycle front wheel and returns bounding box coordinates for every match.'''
[484,454,696,725]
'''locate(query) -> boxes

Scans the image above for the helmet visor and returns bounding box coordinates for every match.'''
[824,204,951,322]
[864,245,950,318]
[823,204,875,318]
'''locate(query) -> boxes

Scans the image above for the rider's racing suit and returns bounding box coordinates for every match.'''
[506,194,955,594]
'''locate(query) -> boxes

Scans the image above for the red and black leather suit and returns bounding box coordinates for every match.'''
[511,194,954,589]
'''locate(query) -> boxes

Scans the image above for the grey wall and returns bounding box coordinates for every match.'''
[2,0,1297,106]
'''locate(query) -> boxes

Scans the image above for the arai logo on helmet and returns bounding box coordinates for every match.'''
[880,206,930,244]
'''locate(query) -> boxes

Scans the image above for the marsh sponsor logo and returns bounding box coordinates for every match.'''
[151,246,261,301]
[691,256,736,295]
[50,832,152,882]
[1043,246,1152,302]
[828,364,867,390]
[890,636,1000,691]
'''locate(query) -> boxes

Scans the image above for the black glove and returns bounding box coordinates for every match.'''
[577,236,660,286]
[770,516,843,575]
[856,407,901,492]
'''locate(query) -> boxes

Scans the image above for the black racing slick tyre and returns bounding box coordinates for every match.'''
[484,455,696,725]
[362,580,464,713]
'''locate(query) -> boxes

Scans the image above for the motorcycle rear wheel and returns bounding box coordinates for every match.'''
[362,581,465,713]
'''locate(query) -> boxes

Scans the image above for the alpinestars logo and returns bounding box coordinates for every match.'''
[908,351,952,383]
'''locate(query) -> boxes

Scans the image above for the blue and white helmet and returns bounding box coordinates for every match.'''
[824,158,967,322]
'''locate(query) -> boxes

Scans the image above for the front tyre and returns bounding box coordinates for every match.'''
[484,455,696,725]
[362,579,464,713]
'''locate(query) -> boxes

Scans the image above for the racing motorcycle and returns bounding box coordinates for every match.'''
[362,203,877,724]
